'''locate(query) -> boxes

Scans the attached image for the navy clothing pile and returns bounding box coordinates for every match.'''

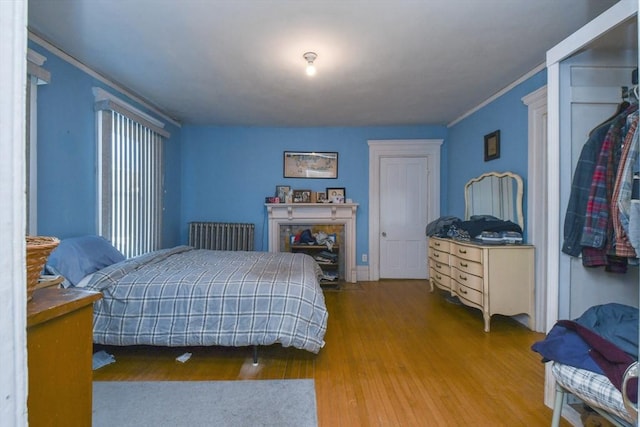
[426,215,522,241]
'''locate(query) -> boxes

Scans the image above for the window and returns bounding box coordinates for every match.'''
[94,88,169,258]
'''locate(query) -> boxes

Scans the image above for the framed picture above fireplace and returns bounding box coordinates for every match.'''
[283,151,338,178]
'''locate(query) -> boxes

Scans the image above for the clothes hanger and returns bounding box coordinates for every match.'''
[588,100,630,137]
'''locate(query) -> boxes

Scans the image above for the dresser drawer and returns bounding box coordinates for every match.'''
[430,258,451,277]
[429,267,451,290]
[452,256,483,277]
[429,248,449,264]
[453,244,482,263]
[454,280,483,307]
[429,238,450,252]
[452,266,483,292]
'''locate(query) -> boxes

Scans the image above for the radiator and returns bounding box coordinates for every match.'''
[188,222,255,251]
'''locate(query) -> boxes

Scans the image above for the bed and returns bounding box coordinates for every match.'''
[45,236,329,356]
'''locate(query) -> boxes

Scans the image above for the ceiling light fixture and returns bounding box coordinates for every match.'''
[303,52,317,77]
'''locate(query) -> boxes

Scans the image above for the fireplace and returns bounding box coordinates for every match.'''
[266,203,358,283]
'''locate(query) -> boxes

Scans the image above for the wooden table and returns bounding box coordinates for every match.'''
[27,287,101,427]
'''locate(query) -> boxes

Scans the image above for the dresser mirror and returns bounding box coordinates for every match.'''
[464,171,524,229]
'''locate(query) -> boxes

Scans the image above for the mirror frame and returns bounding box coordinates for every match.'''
[464,171,524,229]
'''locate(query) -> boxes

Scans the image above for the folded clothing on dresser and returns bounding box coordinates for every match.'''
[425,215,522,241]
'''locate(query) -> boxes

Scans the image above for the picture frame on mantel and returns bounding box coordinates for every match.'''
[484,130,500,161]
[326,187,346,203]
[292,189,312,203]
[283,151,338,178]
[275,185,290,203]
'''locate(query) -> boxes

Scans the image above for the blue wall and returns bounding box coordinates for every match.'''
[446,70,547,231]
[180,126,448,262]
[30,41,183,247]
[31,36,545,268]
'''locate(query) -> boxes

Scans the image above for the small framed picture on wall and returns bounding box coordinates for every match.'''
[484,130,500,161]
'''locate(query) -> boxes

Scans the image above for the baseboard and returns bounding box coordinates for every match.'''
[356,266,370,281]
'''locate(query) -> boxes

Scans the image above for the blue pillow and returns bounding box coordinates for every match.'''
[46,235,125,287]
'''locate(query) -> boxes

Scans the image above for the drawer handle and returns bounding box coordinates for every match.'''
[458,249,467,254]
[436,263,442,268]
[434,242,441,247]
[436,274,442,280]
[434,253,439,258]
[459,288,467,294]
[459,275,467,281]
[460,262,468,267]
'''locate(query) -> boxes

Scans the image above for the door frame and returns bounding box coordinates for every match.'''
[2,0,29,423]
[367,139,442,281]
[522,85,547,333]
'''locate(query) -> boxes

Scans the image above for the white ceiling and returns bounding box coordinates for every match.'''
[28,0,622,127]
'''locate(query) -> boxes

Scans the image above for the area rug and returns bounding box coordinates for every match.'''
[93,379,317,427]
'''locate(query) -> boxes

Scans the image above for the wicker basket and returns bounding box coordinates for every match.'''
[26,236,60,301]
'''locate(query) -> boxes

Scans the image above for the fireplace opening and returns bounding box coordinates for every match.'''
[280,224,345,282]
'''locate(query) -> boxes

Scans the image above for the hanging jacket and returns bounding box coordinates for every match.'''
[613,114,639,257]
[563,121,614,256]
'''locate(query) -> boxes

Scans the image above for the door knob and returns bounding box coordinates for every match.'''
[382,232,387,237]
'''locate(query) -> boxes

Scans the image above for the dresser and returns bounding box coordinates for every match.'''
[27,287,101,426]
[428,236,534,332]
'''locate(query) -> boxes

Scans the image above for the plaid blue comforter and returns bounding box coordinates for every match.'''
[86,246,328,353]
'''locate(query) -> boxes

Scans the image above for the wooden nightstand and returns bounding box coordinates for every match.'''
[27,287,101,427]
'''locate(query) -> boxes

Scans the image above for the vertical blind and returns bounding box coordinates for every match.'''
[98,109,165,258]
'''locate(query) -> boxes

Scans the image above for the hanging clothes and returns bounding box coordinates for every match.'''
[581,104,637,270]
[613,112,639,257]
[562,118,618,257]
[629,187,640,254]
[563,103,637,257]
[562,102,640,272]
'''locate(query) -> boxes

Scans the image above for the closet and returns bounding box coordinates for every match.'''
[546,0,639,423]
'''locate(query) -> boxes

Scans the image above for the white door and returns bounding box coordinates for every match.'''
[379,156,429,278]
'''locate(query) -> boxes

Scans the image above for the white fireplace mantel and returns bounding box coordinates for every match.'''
[266,203,358,283]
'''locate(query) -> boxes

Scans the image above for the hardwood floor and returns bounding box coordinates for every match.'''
[93,280,568,426]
